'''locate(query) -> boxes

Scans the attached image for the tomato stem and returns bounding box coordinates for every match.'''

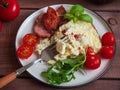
[0,0,9,8]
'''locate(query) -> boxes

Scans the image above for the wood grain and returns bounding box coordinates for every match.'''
[0,10,120,78]
[17,0,120,11]
[0,0,120,89]
[1,78,120,90]
[0,72,16,88]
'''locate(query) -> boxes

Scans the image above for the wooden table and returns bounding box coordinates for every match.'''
[0,0,120,90]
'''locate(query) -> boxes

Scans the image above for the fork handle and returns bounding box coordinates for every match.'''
[0,72,17,88]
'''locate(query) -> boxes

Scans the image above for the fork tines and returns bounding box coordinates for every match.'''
[47,36,68,51]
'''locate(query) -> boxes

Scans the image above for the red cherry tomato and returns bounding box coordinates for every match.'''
[86,46,95,56]
[100,46,114,59]
[17,44,34,59]
[0,0,20,22]
[0,21,2,31]
[84,55,101,69]
[23,33,39,47]
[101,32,116,46]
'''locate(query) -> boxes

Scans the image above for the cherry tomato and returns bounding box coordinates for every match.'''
[84,55,101,69]
[86,46,95,56]
[101,32,116,46]
[100,46,114,59]
[17,44,34,59]
[0,0,20,22]
[0,21,2,31]
[23,33,39,47]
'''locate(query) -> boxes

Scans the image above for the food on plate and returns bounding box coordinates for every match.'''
[17,33,39,59]
[36,38,50,55]
[33,5,66,37]
[101,32,116,46]
[56,5,67,25]
[36,20,102,60]
[86,46,95,56]
[64,4,93,23]
[100,46,114,59]
[100,32,115,59]
[0,0,20,22]
[42,55,86,85]
[50,20,102,60]
[23,33,39,47]
[34,13,51,38]
[17,44,34,59]
[84,54,101,69]
[56,5,66,16]
[16,4,116,85]
[43,7,59,32]
[34,4,104,85]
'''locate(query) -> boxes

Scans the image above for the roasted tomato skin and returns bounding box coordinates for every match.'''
[23,33,39,47]
[43,7,59,33]
[17,44,34,59]
[56,5,66,16]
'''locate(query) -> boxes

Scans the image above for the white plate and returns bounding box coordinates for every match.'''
[15,4,115,87]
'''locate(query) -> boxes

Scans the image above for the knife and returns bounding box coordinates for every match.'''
[0,58,42,88]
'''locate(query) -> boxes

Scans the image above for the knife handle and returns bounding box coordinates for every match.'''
[0,72,16,88]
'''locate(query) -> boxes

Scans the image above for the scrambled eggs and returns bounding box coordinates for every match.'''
[36,20,102,61]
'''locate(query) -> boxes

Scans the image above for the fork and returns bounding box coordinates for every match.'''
[41,36,68,61]
[0,36,68,88]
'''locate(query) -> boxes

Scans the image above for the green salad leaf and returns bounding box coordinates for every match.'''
[41,54,86,85]
[70,4,84,16]
[79,14,93,23]
[64,4,93,23]
[64,13,74,19]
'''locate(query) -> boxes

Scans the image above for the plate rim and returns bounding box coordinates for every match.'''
[15,4,116,88]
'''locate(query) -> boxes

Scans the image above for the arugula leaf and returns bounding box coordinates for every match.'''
[64,4,93,23]
[41,54,86,85]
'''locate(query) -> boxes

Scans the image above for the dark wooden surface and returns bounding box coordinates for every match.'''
[0,0,120,90]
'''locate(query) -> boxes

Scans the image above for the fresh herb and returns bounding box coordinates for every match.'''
[79,14,93,23]
[64,4,93,23]
[41,54,86,85]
